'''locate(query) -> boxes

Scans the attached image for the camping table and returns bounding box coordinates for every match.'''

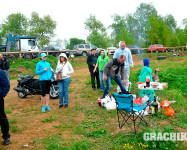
[138,82,164,102]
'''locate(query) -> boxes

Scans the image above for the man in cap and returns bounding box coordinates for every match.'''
[87,48,100,90]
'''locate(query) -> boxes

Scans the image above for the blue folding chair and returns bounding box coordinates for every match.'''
[113,92,153,134]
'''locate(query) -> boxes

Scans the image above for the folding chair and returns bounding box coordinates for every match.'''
[113,92,153,134]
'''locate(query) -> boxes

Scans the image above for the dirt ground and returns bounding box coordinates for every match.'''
[0,55,143,149]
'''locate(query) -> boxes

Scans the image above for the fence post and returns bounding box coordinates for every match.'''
[19,51,21,58]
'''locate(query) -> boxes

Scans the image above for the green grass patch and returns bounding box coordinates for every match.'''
[41,116,56,123]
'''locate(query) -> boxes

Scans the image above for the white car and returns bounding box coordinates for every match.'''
[107,47,117,55]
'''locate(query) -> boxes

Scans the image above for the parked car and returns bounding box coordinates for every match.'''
[73,44,99,56]
[107,47,117,55]
[127,45,145,54]
[41,46,70,57]
[73,44,92,56]
[148,44,169,53]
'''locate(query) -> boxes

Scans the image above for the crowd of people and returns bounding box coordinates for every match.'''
[87,41,134,98]
[0,40,155,146]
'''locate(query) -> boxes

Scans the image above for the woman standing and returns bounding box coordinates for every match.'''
[138,59,154,98]
[93,50,109,91]
[56,53,74,108]
[35,53,52,113]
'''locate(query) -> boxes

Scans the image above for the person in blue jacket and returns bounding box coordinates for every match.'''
[0,70,10,145]
[35,53,52,113]
[138,59,154,98]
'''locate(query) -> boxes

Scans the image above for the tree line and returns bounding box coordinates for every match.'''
[0,3,186,49]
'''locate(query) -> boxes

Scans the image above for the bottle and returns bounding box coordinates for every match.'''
[98,96,101,106]
[152,95,158,116]
[146,73,150,87]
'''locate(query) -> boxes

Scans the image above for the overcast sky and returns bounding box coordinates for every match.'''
[0,0,186,47]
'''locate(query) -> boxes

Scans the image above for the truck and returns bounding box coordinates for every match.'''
[0,33,39,59]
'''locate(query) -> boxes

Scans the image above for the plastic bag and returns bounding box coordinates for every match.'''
[105,102,117,110]
[133,97,143,105]
[162,106,174,116]
[161,100,171,107]
[101,95,111,107]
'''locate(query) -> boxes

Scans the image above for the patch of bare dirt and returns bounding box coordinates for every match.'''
[1,66,89,149]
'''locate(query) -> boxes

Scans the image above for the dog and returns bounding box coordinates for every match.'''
[152,68,160,82]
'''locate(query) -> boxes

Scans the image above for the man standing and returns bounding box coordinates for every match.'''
[1,56,10,76]
[102,55,127,98]
[87,48,100,90]
[113,41,134,91]
[0,54,3,69]
[0,70,10,145]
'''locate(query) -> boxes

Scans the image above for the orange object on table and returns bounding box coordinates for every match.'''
[137,82,145,85]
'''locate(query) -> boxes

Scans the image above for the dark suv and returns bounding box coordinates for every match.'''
[41,46,69,57]
[127,45,145,54]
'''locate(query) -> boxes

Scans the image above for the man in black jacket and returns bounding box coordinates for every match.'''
[87,48,100,90]
[0,70,10,145]
[0,55,10,76]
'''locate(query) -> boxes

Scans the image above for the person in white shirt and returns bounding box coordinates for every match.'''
[113,41,134,91]
[56,53,74,108]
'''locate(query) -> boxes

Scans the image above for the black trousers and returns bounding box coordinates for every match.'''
[90,69,100,88]
[40,80,51,97]
[0,98,10,139]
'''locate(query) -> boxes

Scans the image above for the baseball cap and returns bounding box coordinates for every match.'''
[41,53,47,57]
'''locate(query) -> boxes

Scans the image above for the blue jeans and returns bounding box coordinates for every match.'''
[102,75,127,98]
[58,77,71,106]
[99,71,105,91]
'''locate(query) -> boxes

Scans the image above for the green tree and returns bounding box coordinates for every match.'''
[163,14,177,32]
[29,12,56,48]
[134,3,157,45]
[146,15,160,45]
[117,27,135,45]
[87,30,109,48]
[1,13,28,36]
[166,32,180,47]
[66,38,86,50]
[85,14,109,48]
[110,14,126,46]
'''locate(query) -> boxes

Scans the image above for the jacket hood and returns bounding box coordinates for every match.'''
[118,41,126,50]
[100,50,107,57]
[143,59,150,67]
[119,41,122,48]
[58,53,68,64]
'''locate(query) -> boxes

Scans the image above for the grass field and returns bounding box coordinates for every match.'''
[0,52,186,150]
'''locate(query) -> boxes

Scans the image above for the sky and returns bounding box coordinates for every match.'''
[0,0,186,48]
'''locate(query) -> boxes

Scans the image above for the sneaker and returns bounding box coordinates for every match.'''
[3,138,10,145]
[59,105,63,108]
[42,106,46,113]
[45,105,51,111]
[64,105,68,108]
